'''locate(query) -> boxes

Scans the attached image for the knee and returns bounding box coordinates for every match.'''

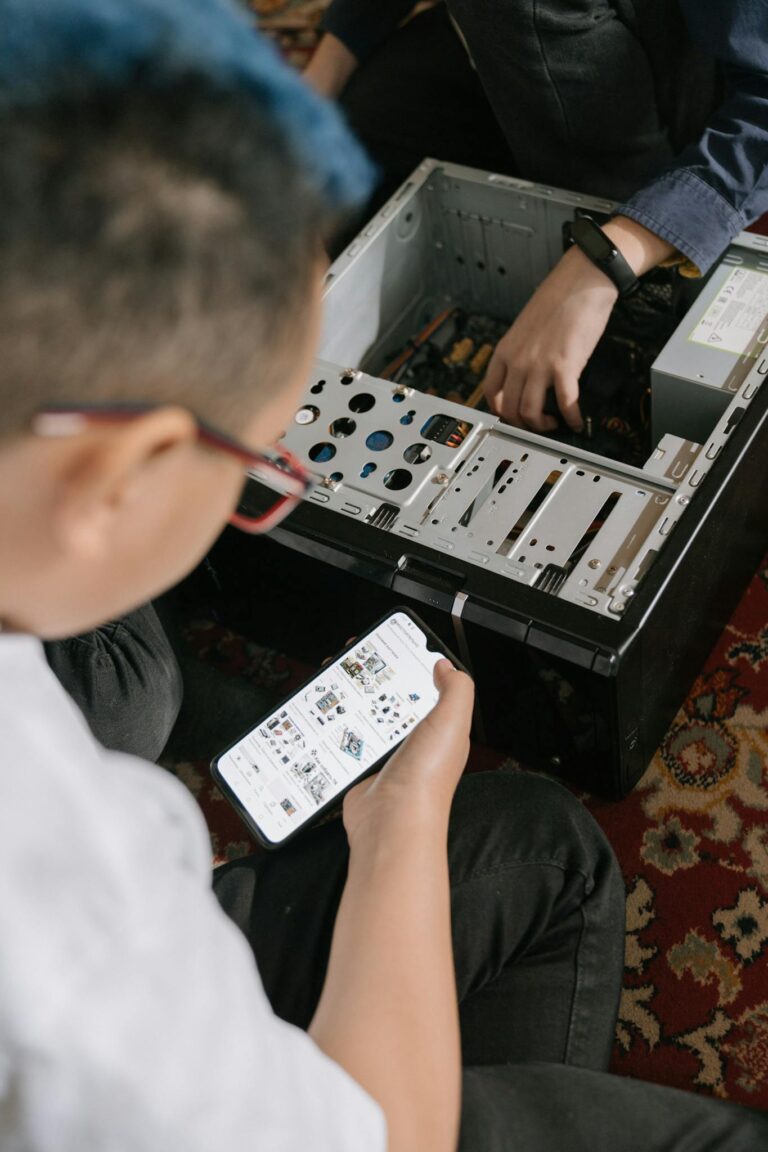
[45,604,183,761]
[450,771,622,893]
[107,605,183,759]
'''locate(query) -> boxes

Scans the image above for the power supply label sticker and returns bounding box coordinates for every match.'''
[689,267,768,355]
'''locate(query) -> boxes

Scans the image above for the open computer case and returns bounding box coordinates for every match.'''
[231,159,768,797]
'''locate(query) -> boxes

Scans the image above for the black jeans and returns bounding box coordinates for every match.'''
[213,771,768,1149]
[45,600,273,763]
[44,603,183,762]
[340,3,513,214]
[339,2,717,210]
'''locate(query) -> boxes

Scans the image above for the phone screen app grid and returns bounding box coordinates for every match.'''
[218,614,442,842]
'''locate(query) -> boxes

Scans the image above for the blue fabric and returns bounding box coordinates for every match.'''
[323,0,768,271]
[618,0,768,271]
[0,0,374,209]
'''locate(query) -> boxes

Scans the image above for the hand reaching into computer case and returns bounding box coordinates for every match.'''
[483,215,674,433]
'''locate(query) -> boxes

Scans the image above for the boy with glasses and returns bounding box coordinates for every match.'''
[0,1,765,1149]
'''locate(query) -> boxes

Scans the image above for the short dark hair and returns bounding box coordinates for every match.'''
[0,78,336,439]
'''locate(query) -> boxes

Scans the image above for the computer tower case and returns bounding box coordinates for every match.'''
[235,160,768,797]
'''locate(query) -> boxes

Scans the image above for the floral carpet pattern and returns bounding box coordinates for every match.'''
[171,555,768,1111]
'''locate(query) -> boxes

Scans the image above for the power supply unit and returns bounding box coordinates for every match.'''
[236,159,768,797]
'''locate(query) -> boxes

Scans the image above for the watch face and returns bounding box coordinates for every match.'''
[571,216,617,264]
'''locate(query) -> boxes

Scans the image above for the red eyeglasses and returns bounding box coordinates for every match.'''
[32,403,313,534]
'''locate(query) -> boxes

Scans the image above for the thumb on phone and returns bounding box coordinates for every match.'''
[385,660,474,793]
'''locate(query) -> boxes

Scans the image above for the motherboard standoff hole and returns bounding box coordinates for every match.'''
[360,462,377,479]
[400,410,416,425]
[310,379,326,395]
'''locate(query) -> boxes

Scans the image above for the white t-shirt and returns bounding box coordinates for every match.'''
[0,634,386,1152]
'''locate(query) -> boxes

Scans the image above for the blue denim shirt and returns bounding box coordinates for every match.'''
[323,0,768,272]
[619,0,768,272]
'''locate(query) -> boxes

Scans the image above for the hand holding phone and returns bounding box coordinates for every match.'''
[211,609,472,848]
[342,659,474,847]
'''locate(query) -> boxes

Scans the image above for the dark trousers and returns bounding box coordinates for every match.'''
[214,771,768,1150]
[45,600,271,763]
[339,2,716,213]
[44,603,183,762]
[340,4,513,213]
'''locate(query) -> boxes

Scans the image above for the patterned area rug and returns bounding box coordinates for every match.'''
[581,558,768,1107]
[169,555,768,1110]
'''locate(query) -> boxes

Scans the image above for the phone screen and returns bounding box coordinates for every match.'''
[214,611,446,845]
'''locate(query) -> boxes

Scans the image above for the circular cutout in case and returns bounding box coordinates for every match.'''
[309,442,336,463]
[330,417,356,438]
[383,468,412,491]
[349,393,376,414]
[365,430,394,452]
[295,405,320,425]
[403,443,431,465]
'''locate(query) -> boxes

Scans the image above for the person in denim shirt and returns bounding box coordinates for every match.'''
[306,0,768,432]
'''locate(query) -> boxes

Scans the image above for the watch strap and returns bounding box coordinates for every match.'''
[570,216,640,298]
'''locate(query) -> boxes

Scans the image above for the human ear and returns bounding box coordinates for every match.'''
[50,407,199,561]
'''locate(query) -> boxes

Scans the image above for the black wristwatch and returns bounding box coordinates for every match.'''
[569,215,640,297]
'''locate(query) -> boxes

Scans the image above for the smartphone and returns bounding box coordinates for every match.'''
[211,608,464,849]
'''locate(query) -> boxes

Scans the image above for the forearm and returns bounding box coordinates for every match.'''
[618,1,768,274]
[321,0,417,66]
[303,32,359,100]
[309,815,461,1152]
[483,213,677,430]
[603,216,675,276]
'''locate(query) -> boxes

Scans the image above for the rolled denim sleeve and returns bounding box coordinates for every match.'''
[618,0,768,273]
[321,0,417,62]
